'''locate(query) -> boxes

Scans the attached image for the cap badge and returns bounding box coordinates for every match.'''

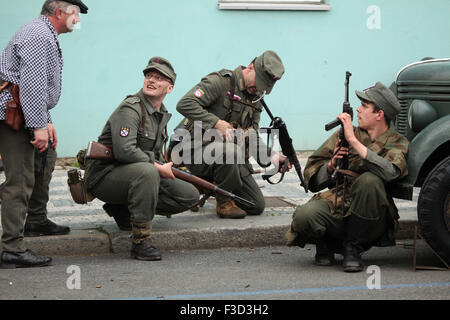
[363,84,376,92]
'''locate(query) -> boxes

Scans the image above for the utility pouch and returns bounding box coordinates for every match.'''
[67,169,95,204]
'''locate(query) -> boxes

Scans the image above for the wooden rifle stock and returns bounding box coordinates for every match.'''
[85,141,256,208]
[86,141,114,161]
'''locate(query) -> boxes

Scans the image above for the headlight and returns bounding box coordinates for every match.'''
[408,100,438,133]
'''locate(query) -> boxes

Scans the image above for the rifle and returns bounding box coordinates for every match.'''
[85,141,256,208]
[325,71,353,176]
[324,71,353,214]
[259,100,308,193]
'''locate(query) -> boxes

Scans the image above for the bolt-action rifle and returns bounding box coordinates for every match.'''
[85,141,256,209]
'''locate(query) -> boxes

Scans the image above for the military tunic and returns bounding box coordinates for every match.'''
[175,67,267,214]
[85,89,200,223]
[288,127,409,247]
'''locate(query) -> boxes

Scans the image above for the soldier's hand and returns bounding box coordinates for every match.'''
[270,154,292,173]
[155,161,175,180]
[214,120,234,140]
[337,112,355,142]
[31,128,49,153]
[327,139,349,174]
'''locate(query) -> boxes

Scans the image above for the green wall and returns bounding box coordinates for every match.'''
[1,0,449,156]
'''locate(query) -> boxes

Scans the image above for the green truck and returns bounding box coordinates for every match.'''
[390,58,450,265]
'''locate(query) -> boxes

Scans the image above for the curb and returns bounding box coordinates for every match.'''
[23,220,418,257]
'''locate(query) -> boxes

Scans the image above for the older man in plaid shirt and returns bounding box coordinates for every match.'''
[0,0,88,268]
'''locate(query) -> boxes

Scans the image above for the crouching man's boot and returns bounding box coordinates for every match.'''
[343,215,373,273]
[315,239,336,266]
[216,194,246,219]
[130,222,161,261]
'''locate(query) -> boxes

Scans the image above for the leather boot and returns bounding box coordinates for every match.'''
[103,203,132,231]
[343,215,372,273]
[130,222,161,261]
[24,219,70,237]
[216,194,246,219]
[315,239,336,266]
[1,250,52,269]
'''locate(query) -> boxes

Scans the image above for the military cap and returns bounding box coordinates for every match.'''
[143,57,177,84]
[254,50,285,94]
[356,82,401,120]
[64,0,88,14]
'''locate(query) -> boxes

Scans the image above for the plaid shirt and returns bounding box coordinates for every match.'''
[0,15,63,128]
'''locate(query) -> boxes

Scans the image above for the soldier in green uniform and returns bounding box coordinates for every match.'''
[173,50,290,219]
[85,57,200,261]
[286,82,409,272]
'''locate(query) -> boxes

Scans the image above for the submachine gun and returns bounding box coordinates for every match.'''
[324,71,353,213]
[259,100,308,193]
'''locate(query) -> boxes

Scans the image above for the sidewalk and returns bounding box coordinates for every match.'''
[0,153,419,256]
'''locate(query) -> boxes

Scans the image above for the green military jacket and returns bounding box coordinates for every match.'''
[176,66,263,135]
[175,67,268,175]
[304,127,409,219]
[85,89,171,190]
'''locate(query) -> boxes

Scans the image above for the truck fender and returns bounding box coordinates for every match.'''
[406,114,450,186]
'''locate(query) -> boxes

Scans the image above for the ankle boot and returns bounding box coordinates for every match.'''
[216,194,246,219]
[315,239,336,266]
[343,215,373,273]
[130,222,161,261]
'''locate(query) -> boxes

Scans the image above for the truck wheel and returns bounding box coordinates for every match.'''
[417,155,450,265]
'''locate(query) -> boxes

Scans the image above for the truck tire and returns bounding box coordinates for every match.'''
[417,155,450,265]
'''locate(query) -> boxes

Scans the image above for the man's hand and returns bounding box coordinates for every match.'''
[336,112,368,159]
[31,128,49,153]
[327,139,350,174]
[270,154,292,173]
[214,120,234,141]
[155,161,175,180]
[47,123,58,150]
[337,112,355,142]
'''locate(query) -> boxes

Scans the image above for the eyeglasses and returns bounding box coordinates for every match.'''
[145,72,171,83]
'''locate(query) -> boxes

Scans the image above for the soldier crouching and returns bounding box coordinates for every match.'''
[286,82,409,272]
[84,57,200,261]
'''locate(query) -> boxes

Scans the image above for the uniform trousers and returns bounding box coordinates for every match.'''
[0,121,56,252]
[291,172,391,245]
[89,162,200,224]
[185,141,265,215]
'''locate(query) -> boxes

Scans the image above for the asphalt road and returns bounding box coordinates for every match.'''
[1,240,449,304]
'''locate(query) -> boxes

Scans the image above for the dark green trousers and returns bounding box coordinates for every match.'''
[90,162,200,224]
[0,122,56,252]
[291,172,390,245]
[185,142,265,215]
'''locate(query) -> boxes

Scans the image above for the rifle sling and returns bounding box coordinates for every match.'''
[262,160,289,185]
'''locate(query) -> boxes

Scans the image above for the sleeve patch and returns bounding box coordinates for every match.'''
[194,88,205,98]
[120,127,130,137]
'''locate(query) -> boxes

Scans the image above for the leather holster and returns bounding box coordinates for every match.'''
[0,81,24,131]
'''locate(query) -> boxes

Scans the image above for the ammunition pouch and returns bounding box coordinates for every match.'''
[67,168,95,204]
[77,148,87,170]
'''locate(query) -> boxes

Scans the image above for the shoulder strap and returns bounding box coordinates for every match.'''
[138,100,147,133]
[224,72,236,122]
